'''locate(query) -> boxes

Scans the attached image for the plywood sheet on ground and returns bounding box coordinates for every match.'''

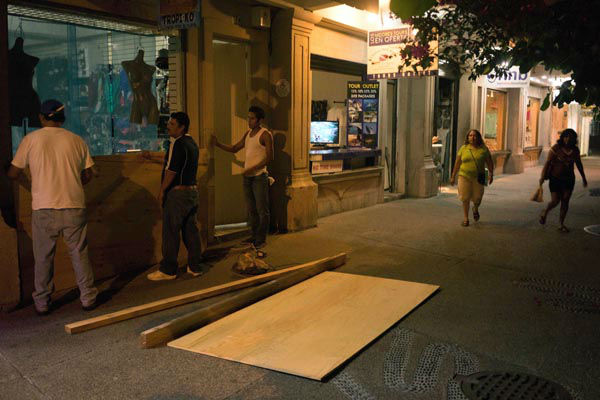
[168,271,439,380]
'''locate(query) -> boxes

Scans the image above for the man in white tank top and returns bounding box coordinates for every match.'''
[211,106,273,248]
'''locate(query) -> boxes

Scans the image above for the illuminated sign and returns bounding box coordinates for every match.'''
[367,28,438,80]
[486,67,530,87]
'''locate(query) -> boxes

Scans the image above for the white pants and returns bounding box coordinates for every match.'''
[32,209,97,310]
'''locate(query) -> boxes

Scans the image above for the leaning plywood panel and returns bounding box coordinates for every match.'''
[168,271,439,381]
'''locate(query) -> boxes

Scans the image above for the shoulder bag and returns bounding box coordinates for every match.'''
[469,148,487,186]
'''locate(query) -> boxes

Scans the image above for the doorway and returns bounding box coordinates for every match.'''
[434,77,459,183]
[213,39,250,225]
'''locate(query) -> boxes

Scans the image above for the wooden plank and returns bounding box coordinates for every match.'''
[139,253,347,348]
[65,253,346,335]
[168,272,439,380]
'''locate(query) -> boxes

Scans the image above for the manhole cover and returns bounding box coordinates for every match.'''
[457,371,572,400]
[590,188,600,197]
[584,225,600,236]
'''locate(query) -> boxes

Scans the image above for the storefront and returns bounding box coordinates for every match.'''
[7,5,178,156]
[473,68,553,174]
[1,0,185,308]
[308,21,384,217]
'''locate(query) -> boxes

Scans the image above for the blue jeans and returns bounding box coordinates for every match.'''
[243,173,270,244]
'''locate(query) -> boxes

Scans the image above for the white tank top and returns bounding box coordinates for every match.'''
[244,127,269,176]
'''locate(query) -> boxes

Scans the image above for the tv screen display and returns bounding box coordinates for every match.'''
[310,121,339,145]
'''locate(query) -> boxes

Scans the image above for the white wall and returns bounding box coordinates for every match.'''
[312,69,360,106]
[311,26,367,64]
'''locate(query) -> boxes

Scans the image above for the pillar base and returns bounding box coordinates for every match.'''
[408,161,439,198]
[539,148,550,164]
[505,153,525,174]
[286,171,318,232]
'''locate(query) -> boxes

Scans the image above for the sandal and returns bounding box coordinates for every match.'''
[558,226,570,233]
[462,220,469,227]
[473,210,480,222]
[539,213,546,225]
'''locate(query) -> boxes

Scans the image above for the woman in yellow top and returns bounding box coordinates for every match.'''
[450,129,494,226]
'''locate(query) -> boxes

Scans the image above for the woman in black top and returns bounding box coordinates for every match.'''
[539,129,588,232]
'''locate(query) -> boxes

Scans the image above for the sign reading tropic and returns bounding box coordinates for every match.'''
[367,27,438,80]
[159,0,201,29]
[486,67,530,87]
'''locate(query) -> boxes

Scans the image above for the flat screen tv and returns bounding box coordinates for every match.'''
[310,121,339,146]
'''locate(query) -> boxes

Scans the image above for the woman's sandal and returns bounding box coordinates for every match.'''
[558,226,570,233]
[539,213,546,225]
[473,210,480,221]
[462,220,469,227]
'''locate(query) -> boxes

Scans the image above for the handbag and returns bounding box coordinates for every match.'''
[530,185,543,202]
[469,148,487,186]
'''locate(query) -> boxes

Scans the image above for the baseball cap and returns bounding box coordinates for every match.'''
[40,99,65,116]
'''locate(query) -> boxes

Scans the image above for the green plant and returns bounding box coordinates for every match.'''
[390,0,600,111]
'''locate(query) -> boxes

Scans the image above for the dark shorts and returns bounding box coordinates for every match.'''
[549,176,575,194]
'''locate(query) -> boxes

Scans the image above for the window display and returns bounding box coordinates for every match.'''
[484,89,506,151]
[525,97,540,147]
[8,14,172,156]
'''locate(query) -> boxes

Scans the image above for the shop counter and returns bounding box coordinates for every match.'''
[309,147,381,174]
[308,148,384,217]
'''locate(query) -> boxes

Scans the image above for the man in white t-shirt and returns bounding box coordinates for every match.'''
[7,99,98,315]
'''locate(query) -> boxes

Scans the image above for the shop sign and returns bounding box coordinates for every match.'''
[311,160,343,174]
[159,0,201,29]
[486,67,530,87]
[367,27,438,80]
[347,82,380,148]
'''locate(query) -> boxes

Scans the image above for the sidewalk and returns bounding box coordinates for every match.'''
[1,158,599,399]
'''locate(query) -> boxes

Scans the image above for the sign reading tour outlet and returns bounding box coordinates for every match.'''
[486,67,530,88]
[159,0,200,29]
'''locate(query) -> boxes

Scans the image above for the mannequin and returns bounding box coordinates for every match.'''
[8,37,41,127]
[121,49,159,125]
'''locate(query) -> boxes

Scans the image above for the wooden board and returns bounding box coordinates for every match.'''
[168,271,438,380]
[66,254,346,334]
[139,253,346,348]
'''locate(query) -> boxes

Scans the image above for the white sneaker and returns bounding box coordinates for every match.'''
[186,266,204,277]
[147,270,177,281]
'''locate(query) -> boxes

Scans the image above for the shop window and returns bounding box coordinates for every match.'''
[8,14,172,156]
[484,89,506,151]
[525,97,540,147]
[433,77,455,182]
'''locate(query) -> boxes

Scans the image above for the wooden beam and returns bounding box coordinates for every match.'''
[139,253,347,348]
[65,253,346,334]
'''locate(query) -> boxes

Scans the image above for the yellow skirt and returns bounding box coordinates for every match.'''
[458,175,484,204]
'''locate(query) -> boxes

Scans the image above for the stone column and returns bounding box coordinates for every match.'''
[397,76,438,197]
[504,87,526,173]
[0,2,21,310]
[270,9,320,231]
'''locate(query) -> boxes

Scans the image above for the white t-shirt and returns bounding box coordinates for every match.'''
[11,127,94,210]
